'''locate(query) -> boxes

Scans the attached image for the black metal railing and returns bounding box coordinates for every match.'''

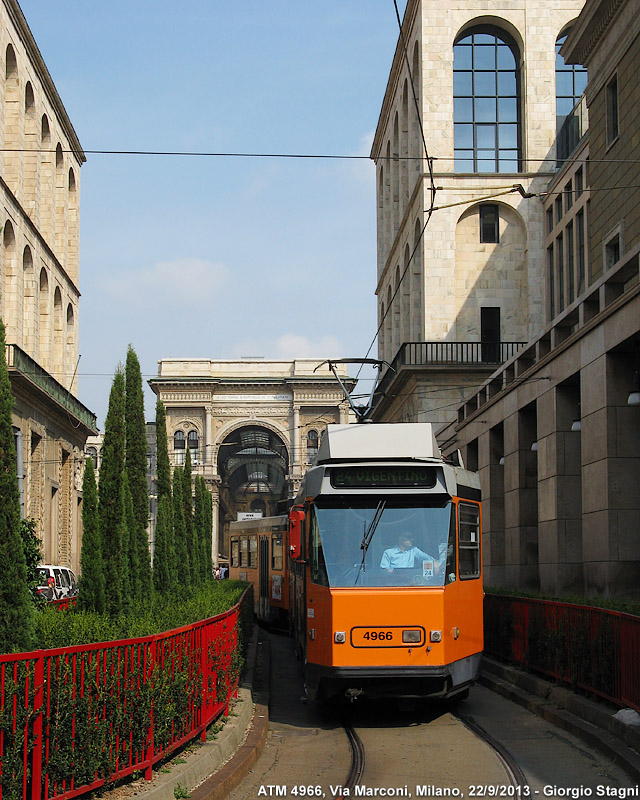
[375,340,526,401]
[6,343,98,431]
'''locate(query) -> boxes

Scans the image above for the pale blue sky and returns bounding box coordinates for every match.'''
[18,1,407,427]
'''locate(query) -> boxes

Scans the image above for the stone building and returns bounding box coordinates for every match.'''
[148,359,352,563]
[1,0,96,572]
[437,0,640,599]
[371,0,586,425]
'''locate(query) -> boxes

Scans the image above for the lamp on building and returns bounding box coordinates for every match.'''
[499,456,505,466]
[531,441,538,452]
[570,418,582,431]
[628,372,640,406]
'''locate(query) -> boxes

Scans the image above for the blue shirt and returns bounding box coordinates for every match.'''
[380,545,433,571]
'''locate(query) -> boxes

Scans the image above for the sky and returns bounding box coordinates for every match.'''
[17,1,408,428]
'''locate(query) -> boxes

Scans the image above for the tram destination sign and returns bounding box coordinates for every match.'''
[329,466,438,490]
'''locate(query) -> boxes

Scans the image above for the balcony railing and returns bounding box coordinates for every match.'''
[556,94,588,166]
[375,341,527,402]
[6,344,98,432]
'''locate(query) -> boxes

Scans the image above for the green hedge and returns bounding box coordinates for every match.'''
[35,580,248,649]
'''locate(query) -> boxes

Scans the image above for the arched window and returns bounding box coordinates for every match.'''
[41,115,50,143]
[454,27,520,173]
[86,446,98,468]
[5,44,17,81]
[555,32,587,128]
[307,429,319,461]
[25,82,35,115]
[187,430,199,464]
[174,430,185,465]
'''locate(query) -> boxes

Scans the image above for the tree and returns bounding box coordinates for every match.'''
[118,473,133,616]
[155,398,171,502]
[125,346,152,599]
[20,518,44,606]
[0,319,35,652]
[183,448,195,579]
[123,472,140,603]
[193,476,205,582]
[77,457,105,613]
[153,495,175,593]
[172,467,190,584]
[98,368,125,615]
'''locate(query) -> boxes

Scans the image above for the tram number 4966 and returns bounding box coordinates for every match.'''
[362,630,393,641]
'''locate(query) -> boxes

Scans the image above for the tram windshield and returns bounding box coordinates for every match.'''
[310,497,456,588]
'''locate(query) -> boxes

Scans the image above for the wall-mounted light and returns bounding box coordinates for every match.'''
[499,456,505,466]
[628,344,640,405]
[570,419,582,431]
[531,441,538,452]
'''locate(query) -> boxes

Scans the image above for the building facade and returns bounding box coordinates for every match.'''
[1,0,96,573]
[371,0,586,425]
[148,359,352,563]
[438,0,640,600]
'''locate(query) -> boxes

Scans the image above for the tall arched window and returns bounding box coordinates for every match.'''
[555,32,587,128]
[187,430,199,464]
[307,429,319,461]
[174,430,185,465]
[454,27,521,173]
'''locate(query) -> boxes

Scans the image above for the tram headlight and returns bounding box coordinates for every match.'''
[430,630,442,643]
[334,631,346,644]
[402,630,422,644]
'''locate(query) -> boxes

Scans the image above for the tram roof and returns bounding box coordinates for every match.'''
[317,423,440,463]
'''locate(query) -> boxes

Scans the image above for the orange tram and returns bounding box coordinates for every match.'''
[229,422,483,702]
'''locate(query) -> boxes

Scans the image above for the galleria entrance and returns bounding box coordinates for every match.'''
[149,358,353,562]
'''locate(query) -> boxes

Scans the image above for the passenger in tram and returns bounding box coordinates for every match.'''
[380,533,438,574]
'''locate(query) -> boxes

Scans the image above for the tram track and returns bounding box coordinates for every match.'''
[341,720,366,798]
[455,711,529,790]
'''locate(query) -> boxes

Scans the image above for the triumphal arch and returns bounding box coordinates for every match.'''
[148,359,352,563]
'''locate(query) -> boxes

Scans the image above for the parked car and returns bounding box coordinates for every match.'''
[37,565,78,601]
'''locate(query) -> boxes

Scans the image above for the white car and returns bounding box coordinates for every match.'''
[37,564,78,601]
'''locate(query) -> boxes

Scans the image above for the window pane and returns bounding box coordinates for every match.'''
[475,71,496,96]
[498,154,519,172]
[455,152,474,171]
[498,97,518,121]
[475,97,497,121]
[477,124,496,147]
[497,71,516,95]
[454,71,473,95]
[455,124,473,147]
[556,97,575,117]
[474,33,495,45]
[499,123,518,147]
[454,44,472,69]
[556,72,574,96]
[474,45,496,69]
[497,45,516,70]
[454,97,473,122]
[478,156,496,172]
[574,71,587,95]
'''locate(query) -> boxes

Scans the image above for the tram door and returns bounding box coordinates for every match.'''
[259,537,270,620]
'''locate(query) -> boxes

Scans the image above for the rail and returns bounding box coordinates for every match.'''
[484,594,640,712]
[375,341,526,400]
[0,588,250,800]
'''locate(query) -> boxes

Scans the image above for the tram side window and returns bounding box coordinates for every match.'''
[272,533,283,571]
[240,537,248,567]
[445,505,457,584]
[249,536,258,568]
[309,508,329,587]
[231,538,239,568]
[458,503,480,579]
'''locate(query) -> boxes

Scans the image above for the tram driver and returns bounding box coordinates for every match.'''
[380,533,439,575]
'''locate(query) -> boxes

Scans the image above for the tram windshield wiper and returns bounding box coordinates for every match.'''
[354,500,386,585]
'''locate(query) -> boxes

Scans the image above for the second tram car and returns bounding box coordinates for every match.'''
[230,422,483,702]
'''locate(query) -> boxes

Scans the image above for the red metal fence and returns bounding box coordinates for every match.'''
[0,591,248,800]
[484,594,640,712]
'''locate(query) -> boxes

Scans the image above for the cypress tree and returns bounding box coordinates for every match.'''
[0,319,35,653]
[125,346,152,599]
[172,467,190,584]
[153,494,174,593]
[155,398,171,502]
[77,457,105,613]
[193,476,205,583]
[183,448,196,580]
[117,474,132,616]
[123,473,140,602]
[98,368,125,615]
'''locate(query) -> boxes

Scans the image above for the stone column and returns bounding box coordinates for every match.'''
[292,405,300,473]
[211,491,220,566]
[205,405,213,466]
